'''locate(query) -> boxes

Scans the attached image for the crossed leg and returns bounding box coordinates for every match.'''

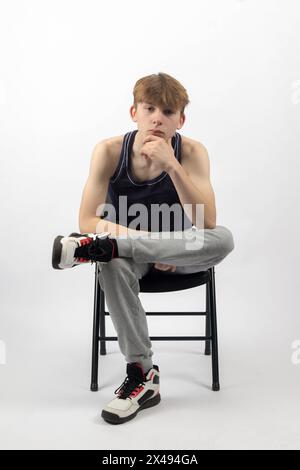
[98,225,234,370]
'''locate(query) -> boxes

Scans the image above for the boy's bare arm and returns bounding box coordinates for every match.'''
[78,141,149,238]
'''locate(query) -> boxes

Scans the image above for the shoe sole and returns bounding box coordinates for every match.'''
[101,393,161,425]
[52,236,64,270]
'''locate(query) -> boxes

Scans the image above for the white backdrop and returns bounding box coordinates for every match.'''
[0,0,300,450]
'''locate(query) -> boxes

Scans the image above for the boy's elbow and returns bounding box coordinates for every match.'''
[79,217,89,234]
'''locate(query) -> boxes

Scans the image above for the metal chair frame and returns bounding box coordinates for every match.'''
[90,265,220,392]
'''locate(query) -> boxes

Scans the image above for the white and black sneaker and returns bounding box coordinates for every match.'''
[52,232,119,270]
[101,363,161,425]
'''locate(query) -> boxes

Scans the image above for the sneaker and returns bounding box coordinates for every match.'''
[51,232,119,270]
[101,363,161,425]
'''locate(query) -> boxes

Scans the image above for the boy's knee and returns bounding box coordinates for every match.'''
[217,225,235,256]
[101,257,131,274]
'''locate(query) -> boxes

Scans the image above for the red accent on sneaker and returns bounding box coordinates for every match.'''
[80,237,93,246]
[75,237,94,263]
[130,386,144,398]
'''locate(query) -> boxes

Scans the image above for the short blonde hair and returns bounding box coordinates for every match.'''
[133,72,190,116]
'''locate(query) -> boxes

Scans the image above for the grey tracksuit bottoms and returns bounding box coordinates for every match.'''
[97,225,234,372]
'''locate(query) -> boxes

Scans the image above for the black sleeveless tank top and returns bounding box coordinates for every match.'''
[105,130,192,232]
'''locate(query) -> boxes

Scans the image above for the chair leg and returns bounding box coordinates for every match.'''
[209,267,220,391]
[99,287,106,356]
[90,264,101,391]
[204,282,211,355]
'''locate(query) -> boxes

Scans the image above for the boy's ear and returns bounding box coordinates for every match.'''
[178,112,186,129]
[130,104,137,121]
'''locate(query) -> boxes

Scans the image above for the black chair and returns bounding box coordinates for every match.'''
[90,264,220,392]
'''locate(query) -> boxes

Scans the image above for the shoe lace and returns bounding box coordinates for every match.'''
[114,375,145,400]
[88,237,107,265]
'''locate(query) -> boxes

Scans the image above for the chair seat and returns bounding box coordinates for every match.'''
[139,268,211,293]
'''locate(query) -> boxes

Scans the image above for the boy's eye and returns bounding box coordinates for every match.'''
[147,107,173,114]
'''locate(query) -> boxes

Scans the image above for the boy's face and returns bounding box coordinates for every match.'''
[130,101,185,140]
